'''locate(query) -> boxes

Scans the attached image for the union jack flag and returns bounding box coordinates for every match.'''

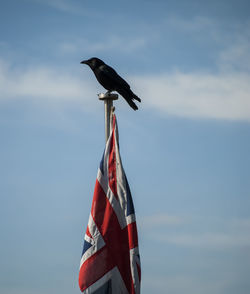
[79,114,141,294]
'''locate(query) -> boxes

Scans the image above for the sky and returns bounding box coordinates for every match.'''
[0,0,250,293]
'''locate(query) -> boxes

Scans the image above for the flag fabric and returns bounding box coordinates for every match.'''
[79,114,141,294]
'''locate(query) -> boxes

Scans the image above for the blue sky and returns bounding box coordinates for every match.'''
[1,0,250,293]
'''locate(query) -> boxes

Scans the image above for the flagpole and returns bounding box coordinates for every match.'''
[98,93,118,143]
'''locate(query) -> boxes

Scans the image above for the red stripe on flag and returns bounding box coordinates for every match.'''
[108,125,117,198]
[79,246,114,292]
[127,222,138,249]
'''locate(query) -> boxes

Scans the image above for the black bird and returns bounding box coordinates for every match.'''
[80,57,141,110]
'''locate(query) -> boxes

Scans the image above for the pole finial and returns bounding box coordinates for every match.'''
[98,92,118,101]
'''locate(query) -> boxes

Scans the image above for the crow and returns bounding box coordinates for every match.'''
[80,57,141,110]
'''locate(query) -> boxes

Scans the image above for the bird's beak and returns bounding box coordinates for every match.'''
[80,60,88,64]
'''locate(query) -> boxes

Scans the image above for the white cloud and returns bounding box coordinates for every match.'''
[32,0,87,15]
[0,60,96,107]
[165,15,215,33]
[144,216,250,249]
[157,232,250,248]
[219,38,250,72]
[59,36,147,55]
[134,71,250,121]
[1,59,250,122]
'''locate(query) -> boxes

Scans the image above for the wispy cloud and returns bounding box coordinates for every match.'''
[32,0,88,15]
[135,70,250,121]
[165,15,216,33]
[219,38,250,72]
[1,58,250,121]
[157,232,250,248]
[132,19,250,121]
[0,60,96,107]
[58,36,148,55]
[143,216,250,249]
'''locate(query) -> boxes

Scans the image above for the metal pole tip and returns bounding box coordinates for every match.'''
[98,93,119,101]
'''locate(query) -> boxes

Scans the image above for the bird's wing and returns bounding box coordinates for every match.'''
[100,65,130,89]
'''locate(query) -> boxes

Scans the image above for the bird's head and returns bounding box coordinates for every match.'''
[80,57,105,70]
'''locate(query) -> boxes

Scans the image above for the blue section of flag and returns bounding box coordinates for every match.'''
[81,240,92,257]
[99,150,105,174]
[125,175,135,216]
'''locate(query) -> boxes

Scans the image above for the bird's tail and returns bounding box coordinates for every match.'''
[117,88,141,111]
[132,93,141,102]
